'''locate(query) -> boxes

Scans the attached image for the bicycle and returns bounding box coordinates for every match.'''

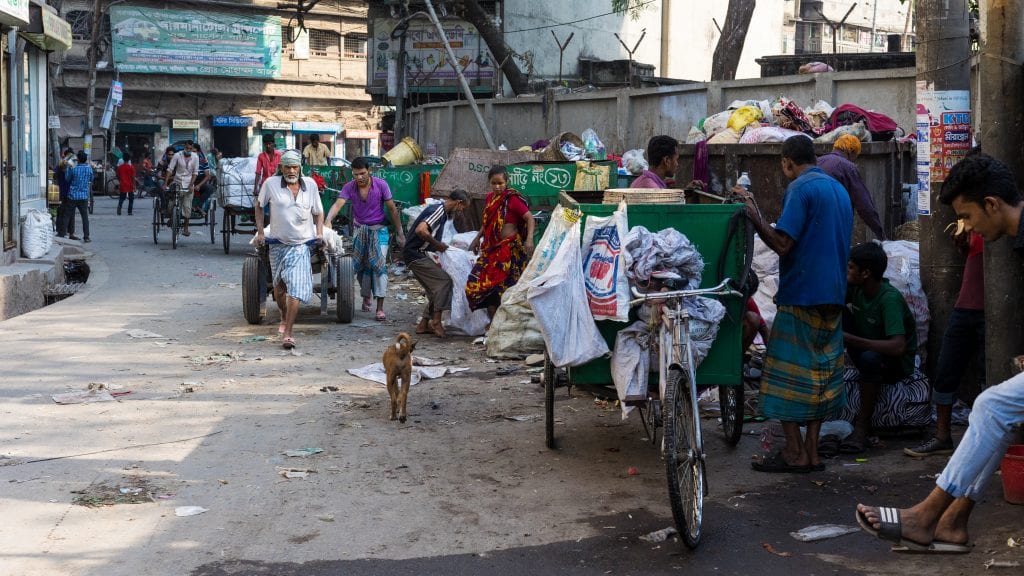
[629,278,741,549]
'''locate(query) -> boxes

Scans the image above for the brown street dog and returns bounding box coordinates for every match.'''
[383,332,415,423]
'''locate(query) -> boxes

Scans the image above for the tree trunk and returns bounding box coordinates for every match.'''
[711,0,756,81]
[462,0,530,95]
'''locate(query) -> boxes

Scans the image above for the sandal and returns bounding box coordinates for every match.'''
[817,434,841,458]
[282,337,295,350]
[839,438,866,454]
[361,297,372,312]
[751,451,810,474]
[375,310,386,321]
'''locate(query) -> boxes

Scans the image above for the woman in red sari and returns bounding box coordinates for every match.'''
[466,166,536,318]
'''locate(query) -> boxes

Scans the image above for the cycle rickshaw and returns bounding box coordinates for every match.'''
[151,182,217,249]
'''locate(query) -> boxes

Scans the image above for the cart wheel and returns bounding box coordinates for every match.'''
[664,367,704,549]
[209,199,217,244]
[544,352,556,449]
[719,384,744,446]
[335,255,354,323]
[222,210,231,254]
[106,179,120,198]
[152,198,161,244]
[171,207,179,250]
[242,253,267,324]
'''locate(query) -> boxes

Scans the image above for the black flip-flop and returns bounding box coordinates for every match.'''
[817,434,841,458]
[839,438,866,454]
[751,451,811,474]
[855,506,931,551]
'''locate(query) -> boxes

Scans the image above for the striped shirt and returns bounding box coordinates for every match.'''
[402,203,447,262]
[67,164,94,201]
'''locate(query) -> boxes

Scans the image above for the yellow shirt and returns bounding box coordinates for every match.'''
[302,143,330,166]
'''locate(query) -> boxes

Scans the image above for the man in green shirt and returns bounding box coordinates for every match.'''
[842,242,918,453]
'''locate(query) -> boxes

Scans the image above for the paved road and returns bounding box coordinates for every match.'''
[0,197,1020,576]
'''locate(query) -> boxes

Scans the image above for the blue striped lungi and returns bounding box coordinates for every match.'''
[759,304,846,422]
[270,243,314,305]
[352,224,389,299]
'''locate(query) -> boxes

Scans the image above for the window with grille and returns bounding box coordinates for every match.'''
[66,10,93,41]
[344,35,366,59]
[309,29,340,58]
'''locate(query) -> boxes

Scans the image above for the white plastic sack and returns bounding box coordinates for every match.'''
[751,234,780,330]
[439,247,491,336]
[621,149,648,175]
[402,198,442,232]
[527,218,609,367]
[487,206,578,358]
[611,321,652,420]
[582,202,630,322]
[702,110,732,139]
[21,209,53,259]
[217,157,257,209]
[882,240,929,363]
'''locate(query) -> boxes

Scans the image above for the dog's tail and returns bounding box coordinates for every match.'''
[394,332,413,356]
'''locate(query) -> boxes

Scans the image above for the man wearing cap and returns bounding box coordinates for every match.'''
[818,134,887,239]
[256,134,281,192]
[255,149,325,349]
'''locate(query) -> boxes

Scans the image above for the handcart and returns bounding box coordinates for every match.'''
[543,191,753,549]
[217,157,260,254]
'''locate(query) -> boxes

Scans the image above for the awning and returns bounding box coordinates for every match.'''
[20,1,71,51]
[117,122,162,134]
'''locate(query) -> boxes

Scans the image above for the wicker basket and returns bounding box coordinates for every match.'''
[602,188,687,205]
[539,132,584,162]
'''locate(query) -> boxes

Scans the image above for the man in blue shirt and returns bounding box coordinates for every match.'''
[735,135,853,473]
[63,151,94,243]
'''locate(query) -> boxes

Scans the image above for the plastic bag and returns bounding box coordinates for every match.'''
[727,105,763,132]
[487,206,579,358]
[582,201,630,322]
[581,128,606,160]
[527,217,609,367]
[707,127,742,144]
[815,121,871,144]
[685,126,707,144]
[701,110,733,139]
[21,208,53,259]
[882,240,929,363]
[611,321,652,420]
[739,127,809,144]
[440,247,491,336]
[621,149,648,175]
[751,234,780,330]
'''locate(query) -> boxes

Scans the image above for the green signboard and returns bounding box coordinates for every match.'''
[110,6,281,78]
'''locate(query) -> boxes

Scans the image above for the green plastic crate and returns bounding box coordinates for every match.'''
[558,193,746,388]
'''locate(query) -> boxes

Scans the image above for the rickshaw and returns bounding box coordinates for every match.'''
[151,182,217,249]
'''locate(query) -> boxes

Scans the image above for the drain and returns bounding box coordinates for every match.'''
[43,282,85,305]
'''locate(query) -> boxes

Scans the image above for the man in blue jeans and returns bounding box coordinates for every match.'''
[842,241,918,454]
[856,152,1024,554]
[62,151,93,243]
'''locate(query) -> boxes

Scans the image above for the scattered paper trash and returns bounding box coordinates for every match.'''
[320,386,339,392]
[127,329,165,339]
[119,487,144,495]
[640,527,677,543]
[175,506,209,517]
[52,389,116,404]
[318,514,335,522]
[504,415,537,422]
[347,358,469,386]
[283,448,324,457]
[240,336,266,344]
[395,292,409,301]
[985,559,1021,569]
[1008,537,1022,548]
[789,524,860,542]
[277,467,314,479]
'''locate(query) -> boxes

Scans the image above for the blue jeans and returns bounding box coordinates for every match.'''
[937,372,1024,499]
[933,308,985,405]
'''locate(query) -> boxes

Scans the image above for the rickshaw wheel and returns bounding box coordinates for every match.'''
[335,255,354,323]
[171,207,180,250]
[242,253,266,324]
[222,210,231,254]
[208,199,217,244]
[152,197,161,244]
[719,384,744,446]
[544,352,556,449]
[664,367,704,549]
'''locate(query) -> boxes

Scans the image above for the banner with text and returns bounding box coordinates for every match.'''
[110,6,281,78]
[369,18,495,93]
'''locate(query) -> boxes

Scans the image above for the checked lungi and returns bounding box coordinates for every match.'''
[352,224,390,299]
[759,304,846,422]
[270,243,314,305]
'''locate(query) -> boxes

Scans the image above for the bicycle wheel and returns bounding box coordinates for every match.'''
[171,205,180,250]
[208,199,217,244]
[664,367,704,549]
[719,384,744,446]
[544,351,556,449]
[222,210,231,254]
[152,198,160,244]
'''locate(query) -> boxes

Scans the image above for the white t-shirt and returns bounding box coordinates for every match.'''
[166,151,198,189]
[258,176,324,245]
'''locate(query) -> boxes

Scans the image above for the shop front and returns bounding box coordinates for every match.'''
[212,115,252,158]
[343,129,380,162]
[171,118,199,146]
[260,120,291,153]
[292,121,342,165]
[0,0,30,256]
[115,123,161,163]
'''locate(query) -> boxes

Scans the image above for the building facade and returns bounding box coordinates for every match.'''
[54,0,376,165]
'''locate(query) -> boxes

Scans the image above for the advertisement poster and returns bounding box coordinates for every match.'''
[369,19,495,92]
[110,6,281,78]
[915,83,971,215]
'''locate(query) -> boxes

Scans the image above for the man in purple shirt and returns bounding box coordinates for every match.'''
[817,135,887,239]
[325,157,406,321]
[631,135,679,189]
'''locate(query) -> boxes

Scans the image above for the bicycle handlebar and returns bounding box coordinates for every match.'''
[629,278,742,305]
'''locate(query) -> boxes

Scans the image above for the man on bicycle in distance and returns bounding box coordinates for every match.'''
[164,141,199,237]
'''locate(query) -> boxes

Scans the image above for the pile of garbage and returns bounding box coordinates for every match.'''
[686,97,901,146]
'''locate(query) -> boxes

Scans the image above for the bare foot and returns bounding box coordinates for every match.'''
[415,319,431,334]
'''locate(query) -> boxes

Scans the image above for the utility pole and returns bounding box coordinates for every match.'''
[83,0,102,161]
[916,1,971,380]
[979,0,1024,387]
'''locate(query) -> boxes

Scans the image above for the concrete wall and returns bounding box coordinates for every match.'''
[408,67,916,156]
[0,242,70,321]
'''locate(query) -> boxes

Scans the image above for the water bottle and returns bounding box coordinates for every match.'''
[737,171,751,191]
